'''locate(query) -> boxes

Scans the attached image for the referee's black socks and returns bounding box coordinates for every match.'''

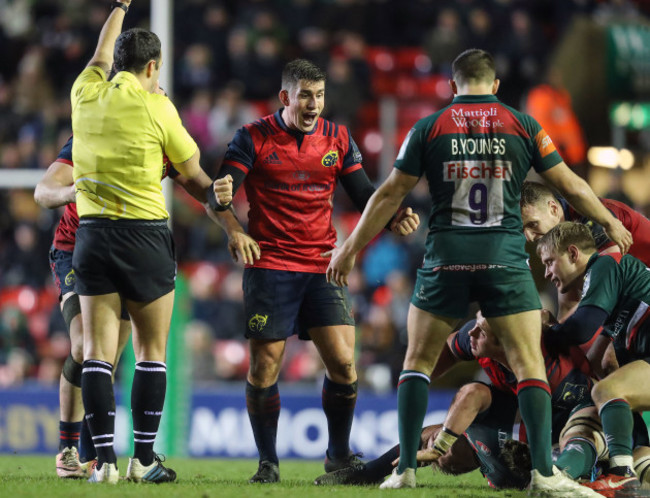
[81,360,117,466]
[132,361,167,466]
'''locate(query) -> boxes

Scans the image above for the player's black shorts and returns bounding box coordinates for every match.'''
[49,246,76,299]
[73,218,176,302]
[243,268,355,340]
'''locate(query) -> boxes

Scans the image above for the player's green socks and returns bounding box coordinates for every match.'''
[396,370,430,473]
[555,437,597,479]
[517,379,553,476]
[600,399,634,465]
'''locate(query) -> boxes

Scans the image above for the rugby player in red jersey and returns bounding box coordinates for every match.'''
[211,58,419,483]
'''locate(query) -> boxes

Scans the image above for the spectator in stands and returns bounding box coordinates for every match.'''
[526,66,587,170]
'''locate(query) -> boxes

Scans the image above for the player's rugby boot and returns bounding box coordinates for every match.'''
[56,446,85,478]
[324,451,364,473]
[249,460,280,483]
[581,466,642,498]
[379,467,416,489]
[126,454,176,483]
[314,463,381,486]
[87,462,119,484]
[529,466,601,497]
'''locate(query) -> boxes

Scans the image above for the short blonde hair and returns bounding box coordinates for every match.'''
[536,221,596,256]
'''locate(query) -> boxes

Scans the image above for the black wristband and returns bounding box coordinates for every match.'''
[110,1,128,13]
[206,183,231,212]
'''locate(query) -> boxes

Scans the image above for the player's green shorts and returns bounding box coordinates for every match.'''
[411,264,541,318]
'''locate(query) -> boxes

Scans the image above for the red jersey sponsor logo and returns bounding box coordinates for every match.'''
[444,160,512,181]
[534,130,557,157]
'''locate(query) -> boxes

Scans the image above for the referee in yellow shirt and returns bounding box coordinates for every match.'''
[70,0,232,484]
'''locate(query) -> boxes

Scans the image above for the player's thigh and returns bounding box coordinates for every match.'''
[248,338,287,386]
[127,290,175,362]
[115,318,131,366]
[405,304,460,373]
[243,268,307,340]
[79,292,122,363]
[309,325,356,382]
[299,273,355,335]
[593,360,650,410]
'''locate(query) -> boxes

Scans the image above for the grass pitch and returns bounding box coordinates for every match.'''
[0,456,528,497]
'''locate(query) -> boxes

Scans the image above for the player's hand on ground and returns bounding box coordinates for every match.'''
[390,207,420,236]
[228,231,260,265]
[390,448,441,468]
[323,247,355,287]
[604,219,632,255]
[214,175,233,207]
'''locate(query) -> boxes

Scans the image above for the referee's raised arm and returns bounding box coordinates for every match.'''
[86,1,132,74]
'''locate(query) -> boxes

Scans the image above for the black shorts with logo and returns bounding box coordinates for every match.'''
[243,268,355,340]
[73,218,176,302]
[49,246,76,299]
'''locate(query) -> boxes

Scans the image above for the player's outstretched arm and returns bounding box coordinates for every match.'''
[86,1,132,74]
[34,160,75,209]
[541,162,632,254]
[326,168,419,286]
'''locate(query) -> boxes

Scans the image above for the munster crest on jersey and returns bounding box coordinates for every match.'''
[321,150,338,167]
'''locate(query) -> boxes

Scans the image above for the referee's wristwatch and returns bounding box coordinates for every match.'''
[110,1,128,13]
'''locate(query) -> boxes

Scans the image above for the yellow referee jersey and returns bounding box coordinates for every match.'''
[70,66,197,219]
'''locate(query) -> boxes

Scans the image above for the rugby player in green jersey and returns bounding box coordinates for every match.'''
[538,221,650,496]
[325,48,631,495]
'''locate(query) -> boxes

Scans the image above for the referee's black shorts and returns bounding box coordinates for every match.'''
[73,218,176,302]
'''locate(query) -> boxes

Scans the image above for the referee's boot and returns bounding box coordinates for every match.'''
[249,460,280,483]
[126,454,176,483]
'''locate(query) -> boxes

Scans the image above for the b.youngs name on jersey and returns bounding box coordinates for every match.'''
[451,107,504,129]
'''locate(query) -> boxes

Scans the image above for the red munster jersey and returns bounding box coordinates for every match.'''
[560,197,650,265]
[222,110,364,272]
[52,136,178,251]
[451,320,593,409]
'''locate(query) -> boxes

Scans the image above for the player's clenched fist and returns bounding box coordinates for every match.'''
[214,174,233,206]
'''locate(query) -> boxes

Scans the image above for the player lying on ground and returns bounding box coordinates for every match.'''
[315,312,620,492]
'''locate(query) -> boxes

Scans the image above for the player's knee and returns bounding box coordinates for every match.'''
[591,380,620,407]
[62,294,81,333]
[62,354,82,387]
[325,360,356,384]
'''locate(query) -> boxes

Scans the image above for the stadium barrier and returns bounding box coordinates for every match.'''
[0,385,454,460]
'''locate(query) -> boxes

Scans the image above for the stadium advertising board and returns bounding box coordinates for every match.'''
[0,386,454,459]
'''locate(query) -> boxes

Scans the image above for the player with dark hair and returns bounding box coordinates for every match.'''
[325,48,629,493]
[538,222,650,495]
[35,123,228,478]
[212,58,419,483]
[68,0,232,483]
[520,180,650,320]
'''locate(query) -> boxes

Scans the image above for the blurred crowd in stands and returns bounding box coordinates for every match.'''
[0,0,648,391]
